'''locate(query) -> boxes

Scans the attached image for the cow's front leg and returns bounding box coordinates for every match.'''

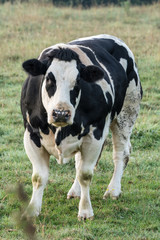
[77,164,93,220]
[77,138,104,220]
[67,152,81,199]
[23,129,50,218]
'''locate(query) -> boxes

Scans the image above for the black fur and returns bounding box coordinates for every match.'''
[70,76,81,107]
[79,65,104,82]
[22,59,47,76]
[46,72,57,98]
[45,47,81,63]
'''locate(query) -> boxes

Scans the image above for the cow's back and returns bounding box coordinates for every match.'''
[70,34,139,84]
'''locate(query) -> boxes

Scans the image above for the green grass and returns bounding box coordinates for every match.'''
[0,2,160,240]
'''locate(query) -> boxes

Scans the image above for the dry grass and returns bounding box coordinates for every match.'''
[0,3,160,67]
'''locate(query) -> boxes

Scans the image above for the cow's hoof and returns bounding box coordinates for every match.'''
[22,204,40,220]
[103,187,121,200]
[78,208,94,221]
[78,214,94,221]
[78,211,94,221]
[67,187,81,199]
[67,192,80,199]
[21,212,34,221]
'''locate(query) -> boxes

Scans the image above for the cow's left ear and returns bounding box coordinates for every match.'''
[80,65,104,82]
[22,59,47,76]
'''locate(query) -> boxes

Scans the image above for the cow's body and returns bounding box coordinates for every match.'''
[21,34,142,219]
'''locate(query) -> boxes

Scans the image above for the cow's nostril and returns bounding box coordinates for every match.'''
[53,110,71,122]
[64,110,71,120]
[53,110,59,119]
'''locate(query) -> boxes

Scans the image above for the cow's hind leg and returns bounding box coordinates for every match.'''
[103,119,132,199]
[103,79,141,199]
[104,111,140,199]
[23,129,50,218]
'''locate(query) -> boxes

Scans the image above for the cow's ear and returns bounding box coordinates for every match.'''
[80,65,104,82]
[22,59,47,76]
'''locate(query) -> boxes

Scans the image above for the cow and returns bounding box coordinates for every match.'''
[21,34,143,220]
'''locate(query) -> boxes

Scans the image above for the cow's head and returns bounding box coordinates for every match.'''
[22,48,104,127]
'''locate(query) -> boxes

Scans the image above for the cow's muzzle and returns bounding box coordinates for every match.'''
[52,109,71,127]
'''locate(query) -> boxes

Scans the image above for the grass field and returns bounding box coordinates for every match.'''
[0,2,160,240]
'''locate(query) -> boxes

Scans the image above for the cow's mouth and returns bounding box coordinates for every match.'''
[52,122,69,127]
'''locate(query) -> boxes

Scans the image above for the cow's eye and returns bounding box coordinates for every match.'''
[46,76,52,86]
[46,74,57,97]
[46,73,56,86]
[48,72,56,83]
[46,76,50,82]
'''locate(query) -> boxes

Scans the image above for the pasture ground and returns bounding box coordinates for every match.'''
[0,2,160,240]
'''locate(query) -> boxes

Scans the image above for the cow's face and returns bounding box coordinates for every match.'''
[42,59,80,127]
[22,53,104,127]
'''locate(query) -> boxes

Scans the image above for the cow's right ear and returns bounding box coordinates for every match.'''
[22,59,47,76]
[79,64,104,83]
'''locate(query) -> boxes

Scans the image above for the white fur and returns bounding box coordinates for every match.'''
[119,58,128,71]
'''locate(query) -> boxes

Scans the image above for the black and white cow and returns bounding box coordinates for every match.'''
[21,34,142,220]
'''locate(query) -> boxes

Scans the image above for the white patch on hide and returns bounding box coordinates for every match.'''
[119,58,127,71]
